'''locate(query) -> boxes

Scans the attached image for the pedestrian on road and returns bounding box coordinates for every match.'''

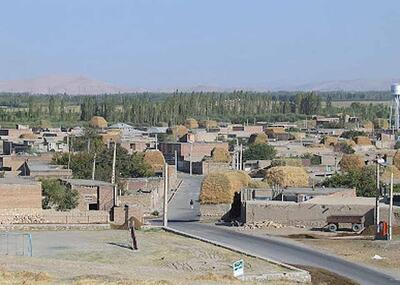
[190,199,194,209]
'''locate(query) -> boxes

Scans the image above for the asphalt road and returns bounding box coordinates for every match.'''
[167,173,400,285]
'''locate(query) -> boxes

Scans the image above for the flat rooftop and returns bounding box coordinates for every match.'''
[62,179,113,187]
[0,177,39,185]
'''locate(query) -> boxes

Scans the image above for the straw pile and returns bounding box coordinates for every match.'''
[393,150,400,170]
[167,125,188,139]
[185,118,199,129]
[200,170,250,204]
[248,180,270,188]
[19,133,38,140]
[340,154,365,172]
[199,120,218,129]
[265,127,285,136]
[353,136,372,145]
[362,120,374,130]
[89,116,108,128]
[248,133,268,144]
[322,136,337,146]
[291,132,306,140]
[382,165,400,181]
[143,150,165,172]
[374,118,389,130]
[265,166,309,187]
[210,147,231,163]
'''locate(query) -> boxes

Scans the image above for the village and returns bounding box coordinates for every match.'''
[0,106,399,284]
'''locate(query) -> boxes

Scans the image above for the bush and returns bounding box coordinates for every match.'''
[41,179,79,211]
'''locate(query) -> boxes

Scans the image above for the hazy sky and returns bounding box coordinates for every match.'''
[0,0,399,89]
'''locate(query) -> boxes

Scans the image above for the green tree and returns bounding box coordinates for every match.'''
[243,144,276,161]
[41,179,79,211]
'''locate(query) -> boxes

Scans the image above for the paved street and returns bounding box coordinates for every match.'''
[167,173,400,285]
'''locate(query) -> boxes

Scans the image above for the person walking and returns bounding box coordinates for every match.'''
[189,199,194,210]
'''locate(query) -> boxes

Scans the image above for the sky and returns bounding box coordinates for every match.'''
[0,0,399,90]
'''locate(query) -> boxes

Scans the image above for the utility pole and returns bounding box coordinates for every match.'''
[111,141,118,207]
[375,156,381,238]
[91,153,96,180]
[239,144,243,170]
[155,134,158,150]
[389,171,394,240]
[87,138,91,153]
[163,162,169,227]
[174,150,178,172]
[189,143,193,176]
[67,135,72,170]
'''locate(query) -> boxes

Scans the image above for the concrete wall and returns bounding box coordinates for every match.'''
[243,201,400,227]
[70,185,114,212]
[0,182,42,209]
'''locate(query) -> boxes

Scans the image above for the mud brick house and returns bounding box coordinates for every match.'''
[61,179,114,213]
[0,178,42,209]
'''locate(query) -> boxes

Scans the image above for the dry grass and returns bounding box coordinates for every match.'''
[265,166,309,187]
[373,118,389,129]
[200,171,250,204]
[248,133,268,145]
[340,154,365,172]
[0,269,52,285]
[72,277,173,285]
[143,150,165,172]
[210,147,231,163]
[361,120,374,129]
[184,118,199,129]
[393,150,400,170]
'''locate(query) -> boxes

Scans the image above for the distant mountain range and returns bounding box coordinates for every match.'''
[0,75,398,95]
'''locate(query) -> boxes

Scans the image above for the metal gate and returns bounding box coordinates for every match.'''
[0,233,32,256]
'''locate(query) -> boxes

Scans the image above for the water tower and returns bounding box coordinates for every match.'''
[391,83,400,131]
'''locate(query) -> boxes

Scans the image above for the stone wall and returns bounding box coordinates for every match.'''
[0,209,109,225]
[200,204,232,221]
[243,201,400,227]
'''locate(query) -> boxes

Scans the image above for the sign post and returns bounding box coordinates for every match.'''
[232,259,244,278]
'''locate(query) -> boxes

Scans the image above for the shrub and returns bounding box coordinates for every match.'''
[41,179,79,211]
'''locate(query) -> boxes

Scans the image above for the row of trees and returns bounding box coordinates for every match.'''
[0,91,390,126]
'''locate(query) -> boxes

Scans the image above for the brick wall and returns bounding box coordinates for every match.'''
[0,182,42,209]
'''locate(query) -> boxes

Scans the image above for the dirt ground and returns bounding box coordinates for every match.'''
[0,229,300,285]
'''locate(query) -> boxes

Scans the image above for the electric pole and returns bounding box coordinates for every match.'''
[163,162,169,227]
[111,141,117,185]
[91,153,96,180]
[389,171,394,240]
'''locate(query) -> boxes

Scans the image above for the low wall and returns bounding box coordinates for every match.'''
[0,209,109,225]
[200,204,231,221]
[244,201,400,227]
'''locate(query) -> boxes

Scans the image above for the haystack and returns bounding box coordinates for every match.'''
[322,136,337,147]
[265,166,309,187]
[19,133,38,140]
[374,118,389,130]
[381,165,400,181]
[291,132,306,140]
[265,127,285,136]
[340,154,365,172]
[167,125,188,139]
[248,180,270,189]
[210,147,231,163]
[199,120,218,129]
[353,136,372,145]
[248,133,268,145]
[393,150,400,170]
[362,120,374,130]
[199,171,250,204]
[185,118,199,129]
[89,116,108,129]
[143,150,165,173]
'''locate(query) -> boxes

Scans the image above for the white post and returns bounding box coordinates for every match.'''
[111,141,117,185]
[163,163,169,227]
[155,134,158,150]
[240,144,243,170]
[389,171,394,240]
[91,153,96,180]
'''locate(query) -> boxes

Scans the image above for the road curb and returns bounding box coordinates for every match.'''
[164,226,311,283]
